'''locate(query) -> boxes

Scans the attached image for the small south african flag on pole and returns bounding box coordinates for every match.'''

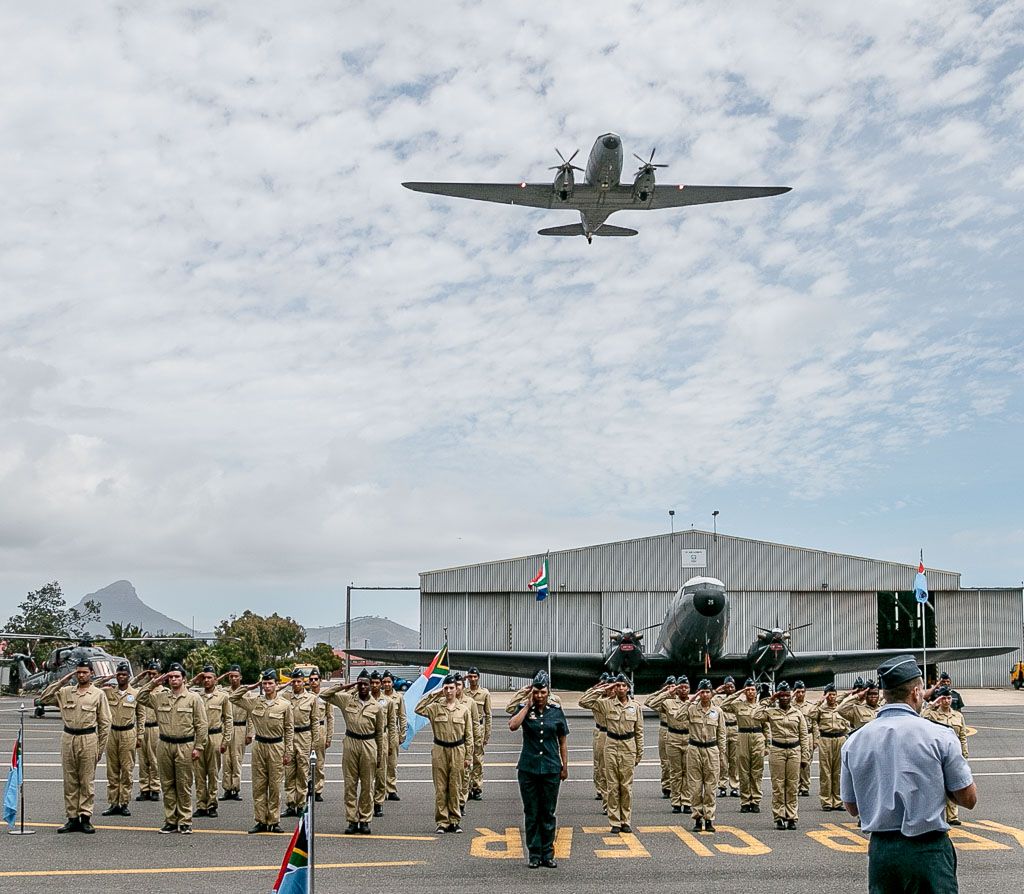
[272,811,309,894]
[529,557,550,602]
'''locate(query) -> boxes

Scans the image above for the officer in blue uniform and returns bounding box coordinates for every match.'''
[509,671,569,869]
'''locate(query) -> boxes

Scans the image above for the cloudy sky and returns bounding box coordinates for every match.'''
[2,2,1022,633]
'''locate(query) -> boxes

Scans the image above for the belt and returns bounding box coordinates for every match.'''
[872,829,948,843]
[255,735,284,744]
[596,724,607,732]
[111,723,135,732]
[819,730,848,738]
[659,721,667,728]
[606,731,635,742]
[739,726,763,733]
[159,734,195,745]
[294,724,312,733]
[725,721,737,727]
[207,726,223,735]
[689,739,718,748]
[63,725,96,736]
[145,721,159,728]
[667,726,689,736]
[433,737,466,748]
[771,740,800,749]
[346,730,376,741]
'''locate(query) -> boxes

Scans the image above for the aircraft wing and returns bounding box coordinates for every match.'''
[647,184,791,209]
[780,646,1017,678]
[403,182,561,210]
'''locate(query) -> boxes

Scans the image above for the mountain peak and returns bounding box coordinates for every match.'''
[75,580,190,636]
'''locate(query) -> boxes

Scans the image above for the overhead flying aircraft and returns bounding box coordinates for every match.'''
[403,133,791,242]
[349,576,1016,692]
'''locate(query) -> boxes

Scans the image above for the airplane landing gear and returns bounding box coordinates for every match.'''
[586,233,593,244]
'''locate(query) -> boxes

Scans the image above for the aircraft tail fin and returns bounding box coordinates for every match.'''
[537,224,639,238]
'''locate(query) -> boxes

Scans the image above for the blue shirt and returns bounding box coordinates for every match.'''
[840,702,973,836]
[515,703,569,775]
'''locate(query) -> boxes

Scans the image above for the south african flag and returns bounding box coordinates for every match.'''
[272,811,308,893]
[401,642,449,750]
[529,557,549,601]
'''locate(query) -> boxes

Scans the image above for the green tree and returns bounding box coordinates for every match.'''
[294,642,343,676]
[211,611,305,682]
[183,645,219,676]
[3,582,101,651]
[134,634,197,670]
[104,622,147,663]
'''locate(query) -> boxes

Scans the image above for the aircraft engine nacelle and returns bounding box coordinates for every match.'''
[633,168,656,203]
[553,168,575,202]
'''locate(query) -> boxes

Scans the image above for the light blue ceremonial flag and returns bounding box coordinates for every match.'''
[401,643,449,751]
[914,562,929,605]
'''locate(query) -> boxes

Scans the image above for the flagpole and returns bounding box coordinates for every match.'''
[9,703,34,836]
[307,747,315,894]
[920,549,928,685]
[546,552,552,685]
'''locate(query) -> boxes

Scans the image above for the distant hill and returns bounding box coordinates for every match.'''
[304,616,419,650]
[74,580,191,636]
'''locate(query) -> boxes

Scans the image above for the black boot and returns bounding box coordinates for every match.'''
[79,815,95,834]
[386,792,400,801]
[358,821,371,834]
[315,793,324,802]
[119,805,131,817]
[135,792,148,802]
[373,804,384,818]
[281,806,297,818]
[57,817,80,833]
[693,818,704,832]
[248,822,267,834]
[101,805,120,816]
[344,822,359,835]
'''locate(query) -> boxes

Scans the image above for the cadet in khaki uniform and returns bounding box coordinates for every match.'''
[192,665,233,818]
[39,659,112,833]
[99,661,142,817]
[465,667,491,800]
[754,681,811,829]
[137,662,208,834]
[321,670,386,834]
[644,677,692,814]
[922,685,969,824]
[809,682,849,811]
[719,677,767,813]
[585,672,612,806]
[683,679,726,832]
[381,670,405,801]
[131,660,162,801]
[579,672,643,834]
[453,673,480,809]
[651,675,675,798]
[838,679,881,730]
[713,676,740,797]
[219,664,248,800]
[416,673,474,833]
[369,671,395,817]
[308,669,332,802]
[791,680,815,796]
[281,669,319,816]
[230,669,294,833]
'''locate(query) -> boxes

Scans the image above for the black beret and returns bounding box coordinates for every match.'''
[696,678,712,691]
[76,658,91,669]
[228,664,241,673]
[203,664,216,674]
[260,668,277,681]
[723,675,735,684]
[369,670,381,680]
[677,675,689,685]
[467,667,480,675]
[877,654,922,689]
[146,659,161,670]
[793,680,806,690]
[599,672,611,682]
[452,672,464,683]
[865,678,879,691]
[939,672,951,680]
[380,670,393,680]
[932,685,951,698]
[823,683,837,693]
[775,681,791,692]
[443,674,456,686]
[116,661,130,672]
[743,678,755,687]
[853,676,866,688]
[291,668,305,678]
[168,663,186,675]
[664,676,677,686]
[614,673,629,684]
[357,670,370,680]
[532,671,550,689]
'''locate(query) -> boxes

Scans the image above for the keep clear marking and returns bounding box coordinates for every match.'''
[805,822,868,853]
[469,827,573,860]
[582,826,651,858]
[639,825,770,857]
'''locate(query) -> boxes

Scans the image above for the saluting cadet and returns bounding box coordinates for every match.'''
[381,670,405,801]
[684,679,726,832]
[754,681,810,830]
[810,683,850,811]
[307,668,332,802]
[792,681,815,796]
[320,670,386,835]
[39,659,112,833]
[192,665,233,819]
[230,669,294,834]
[644,677,691,814]
[465,667,491,801]
[137,662,209,834]
[579,673,643,834]
[583,672,612,806]
[838,679,881,730]
[922,685,969,825]
[131,660,163,801]
[219,664,248,801]
[416,673,475,833]
[651,675,675,798]
[719,678,767,813]
[453,672,481,809]
[281,669,319,817]
[925,671,965,712]
[368,670,394,817]
[713,676,740,797]
[100,661,142,817]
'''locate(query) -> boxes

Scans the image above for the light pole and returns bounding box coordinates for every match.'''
[712,509,719,541]
[669,509,675,536]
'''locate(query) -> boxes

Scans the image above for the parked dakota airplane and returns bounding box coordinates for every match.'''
[403,133,791,242]
[350,577,1016,692]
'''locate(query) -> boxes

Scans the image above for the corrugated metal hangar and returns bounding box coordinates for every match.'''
[419,530,1024,688]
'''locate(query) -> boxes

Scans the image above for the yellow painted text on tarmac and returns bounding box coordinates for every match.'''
[973,820,1024,847]
[805,822,868,853]
[582,827,651,858]
[470,827,524,859]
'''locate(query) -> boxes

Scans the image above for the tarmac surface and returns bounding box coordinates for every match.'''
[1,693,1022,894]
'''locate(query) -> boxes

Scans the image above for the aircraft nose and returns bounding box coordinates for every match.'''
[602,134,620,150]
[693,588,725,618]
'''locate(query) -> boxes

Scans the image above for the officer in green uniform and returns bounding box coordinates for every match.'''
[100,660,142,817]
[192,665,233,818]
[719,678,767,813]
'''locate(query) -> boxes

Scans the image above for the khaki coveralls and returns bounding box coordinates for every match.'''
[283,690,319,808]
[753,702,810,822]
[580,687,608,801]
[457,694,480,804]
[321,688,386,824]
[372,693,396,806]
[137,680,209,827]
[643,689,691,808]
[837,694,879,731]
[467,684,491,794]
[314,693,334,796]
[720,692,768,808]
[713,693,740,792]
[230,690,294,827]
[923,705,969,822]
[385,690,406,795]
[39,679,111,820]
[196,687,233,811]
[130,672,163,797]
[794,695,816,794]
[416,690,474,826]
[684,700,727,821]
[219,683,250,795]
[579,689,643,828]
[103,684,142,808]
[809,701,850,809]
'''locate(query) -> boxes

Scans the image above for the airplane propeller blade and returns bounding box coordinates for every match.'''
[633,148,668,174]
[549,147,583,172]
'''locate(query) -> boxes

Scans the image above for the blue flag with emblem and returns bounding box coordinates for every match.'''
[914,561,929,605]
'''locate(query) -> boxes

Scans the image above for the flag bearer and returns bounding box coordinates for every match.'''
[137,662,208,834]
[754,681,811,830]
[39,660,112,833]
[230,669,293,834]
[809,683,849,811]
[922,685,969,824]
[416,673,475,833]
[719,678,768,813]
[282,669,319,817]
[644,678,691,814]
[684,679,726,832]
[308,668,333,802]
[100,661,142,817]
[381,670,405,801]
[579,673,643,834]
[131,660,163,801]
[219,664,248,800]
[465,667,491,800]
[320,670,386,835]
[192,665,233,818]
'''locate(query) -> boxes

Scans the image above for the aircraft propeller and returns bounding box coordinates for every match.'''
[633,148,668,175]
[549,147,583,175]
